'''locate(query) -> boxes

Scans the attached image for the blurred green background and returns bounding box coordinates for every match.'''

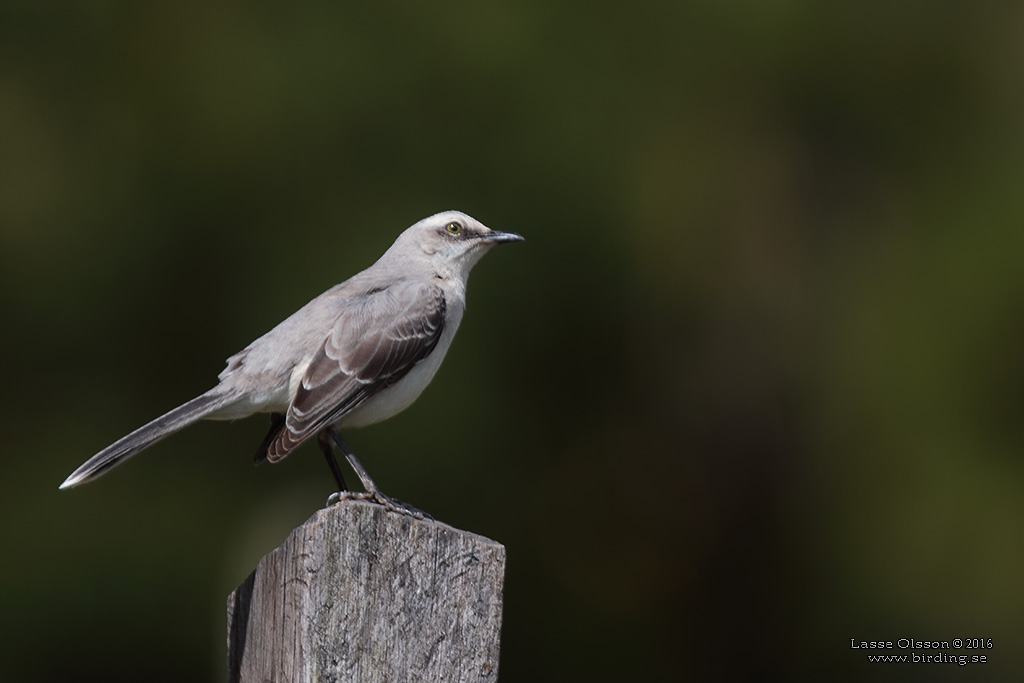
[2,1,1022,681]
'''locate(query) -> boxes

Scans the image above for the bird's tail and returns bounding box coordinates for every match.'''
[59,391,234,489]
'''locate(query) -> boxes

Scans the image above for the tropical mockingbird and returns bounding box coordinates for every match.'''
[60,210,523,514]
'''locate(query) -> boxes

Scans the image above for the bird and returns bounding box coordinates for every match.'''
[59,210,523,515]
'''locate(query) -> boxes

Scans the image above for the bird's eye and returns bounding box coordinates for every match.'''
[445,221,463,235]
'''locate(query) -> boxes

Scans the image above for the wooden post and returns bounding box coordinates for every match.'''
[227,499,506,682]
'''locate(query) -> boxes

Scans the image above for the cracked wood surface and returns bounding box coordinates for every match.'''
[227,500,506,682]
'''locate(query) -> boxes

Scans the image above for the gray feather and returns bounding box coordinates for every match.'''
[60,391,232,489]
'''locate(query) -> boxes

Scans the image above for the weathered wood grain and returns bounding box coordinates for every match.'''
[227,499,506,683]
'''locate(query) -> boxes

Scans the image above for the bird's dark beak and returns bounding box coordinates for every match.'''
[481,230,525,243]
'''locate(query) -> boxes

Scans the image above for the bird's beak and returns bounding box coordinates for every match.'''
[481,230,525,243]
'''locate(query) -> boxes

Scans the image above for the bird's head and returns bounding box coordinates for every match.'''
[388,210,524,279]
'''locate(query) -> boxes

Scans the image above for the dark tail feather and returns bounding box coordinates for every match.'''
[253,413,287,465]
[59,391,233,489]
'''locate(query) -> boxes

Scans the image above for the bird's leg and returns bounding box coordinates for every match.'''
[316,430,351,493]
[326,427,428,519]
[327,428,380,494]
[319,429,390,507]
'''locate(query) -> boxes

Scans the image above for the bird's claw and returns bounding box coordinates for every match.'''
[372,491,429,520]
[326,490,373,506]
[326,489,429,520]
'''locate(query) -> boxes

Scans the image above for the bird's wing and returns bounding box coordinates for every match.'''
[263,280,447,462]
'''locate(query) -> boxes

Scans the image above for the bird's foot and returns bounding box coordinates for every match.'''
[326,490,374,506]
[372,490,430,519]
[326,489,429,520]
